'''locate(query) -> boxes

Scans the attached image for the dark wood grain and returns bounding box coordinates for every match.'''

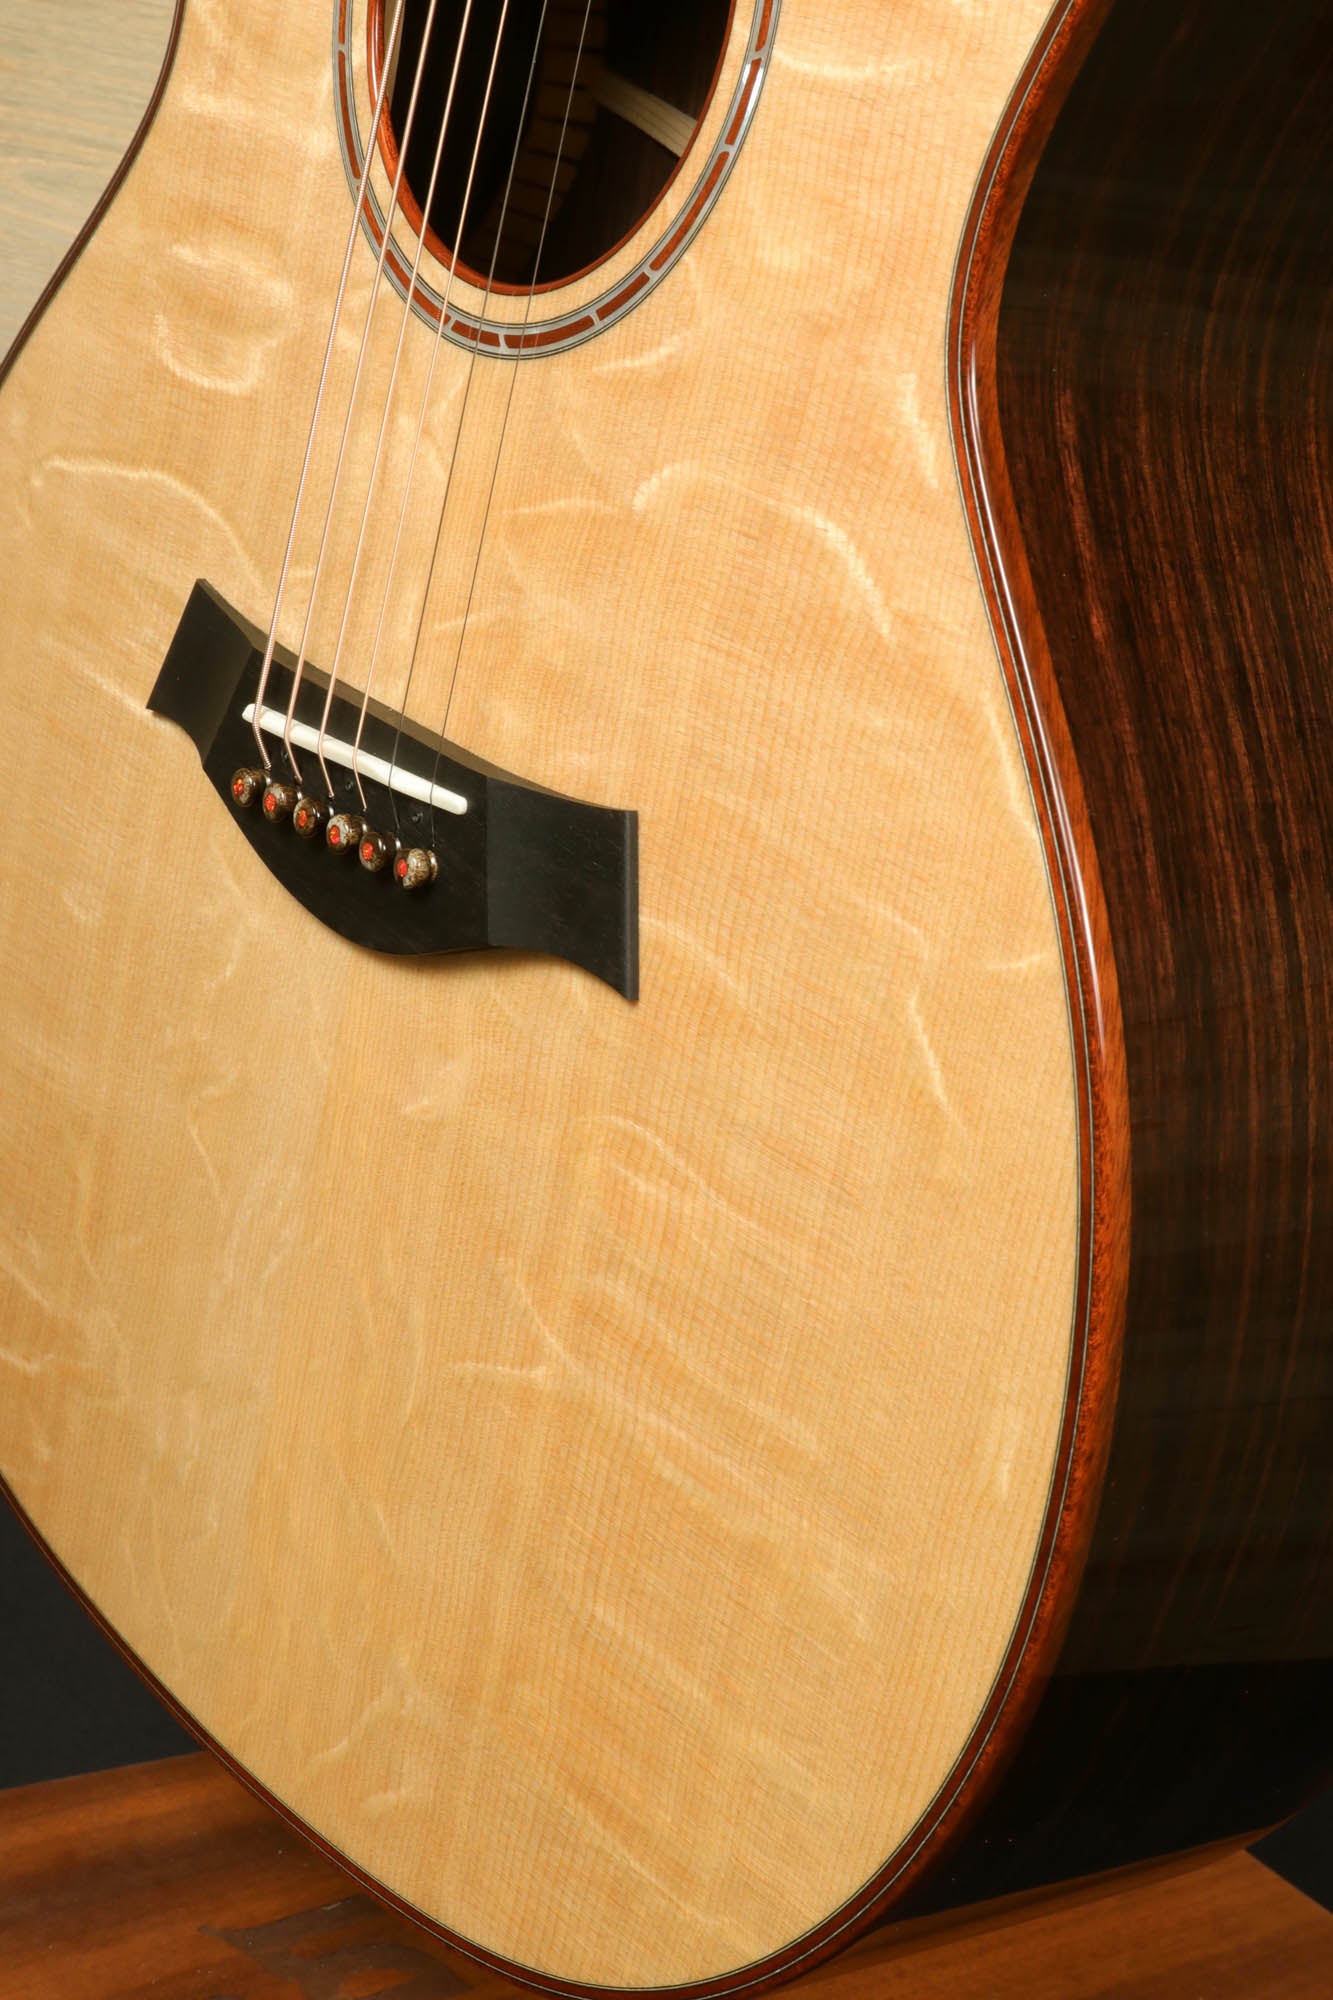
[923,0,1333,1908]
[4,1755,1331,2000]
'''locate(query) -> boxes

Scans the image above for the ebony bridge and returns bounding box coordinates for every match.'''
[149,582,638,998]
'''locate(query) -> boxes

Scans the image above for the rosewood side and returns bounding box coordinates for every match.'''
[908,0,1333,1911]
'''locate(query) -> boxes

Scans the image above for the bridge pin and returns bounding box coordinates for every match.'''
[229,767,266,808]
[326,813,366,855]
[358,828,397,873]
[395,847,439,891]
[292,795,329,839]
[261,780,298,822]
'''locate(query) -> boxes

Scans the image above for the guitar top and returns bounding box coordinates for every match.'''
[0,0,1328,1990]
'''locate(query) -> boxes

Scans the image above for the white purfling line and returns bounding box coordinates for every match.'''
[242,704,468,816]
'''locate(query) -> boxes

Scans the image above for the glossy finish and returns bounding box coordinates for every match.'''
[150,583,640,994]
[912,0,1333,1910]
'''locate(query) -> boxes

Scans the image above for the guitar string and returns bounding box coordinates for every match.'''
[249,0,409,774]
[273,0,459,785]
[373,0,556,828]
[312,0,515,801]
[424,0,597,846]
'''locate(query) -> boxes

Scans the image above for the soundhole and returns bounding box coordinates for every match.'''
[374,0,735,291]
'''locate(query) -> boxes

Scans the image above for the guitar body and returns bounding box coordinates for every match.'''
[0,0,1328,1988]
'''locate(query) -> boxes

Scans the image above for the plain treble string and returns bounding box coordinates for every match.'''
[249,0,409,775]
[312,0,494,802]
[424,0,599,840]
[376,0,555,829]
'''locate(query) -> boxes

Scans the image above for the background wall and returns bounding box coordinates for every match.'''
[1,0,1329,1929]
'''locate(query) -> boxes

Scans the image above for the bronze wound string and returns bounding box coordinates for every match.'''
[348,0,551,817]
[249,0,411,773]
[313,0,512,801]
[270,0,455,781]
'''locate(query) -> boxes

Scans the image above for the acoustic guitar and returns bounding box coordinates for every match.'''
[2,0,1329,1989]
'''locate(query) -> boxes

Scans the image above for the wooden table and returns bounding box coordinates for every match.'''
[1,1754,1331,1999]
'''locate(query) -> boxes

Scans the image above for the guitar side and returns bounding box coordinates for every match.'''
[924,0,1333,1906]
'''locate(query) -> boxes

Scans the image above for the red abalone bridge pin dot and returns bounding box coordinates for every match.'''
[358,829,394,873]
[229,767,264,808]
[261,781,297,821]
[326,813,365,853]
[397,848,439,891]
[292,796,328,839]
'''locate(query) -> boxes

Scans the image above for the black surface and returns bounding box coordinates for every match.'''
[0,1502,195,1789]
[1253,1782,1333,1912]
[150,582,638,997]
